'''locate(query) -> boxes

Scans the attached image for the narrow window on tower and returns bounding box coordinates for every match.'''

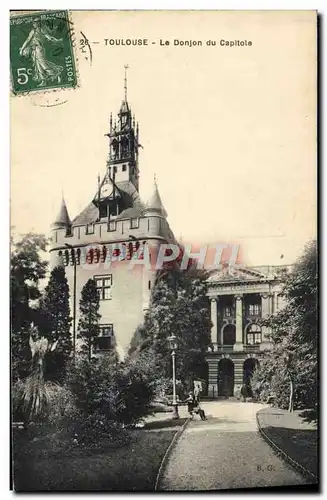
[76,248,81,265]
[99,204,107,219]
[108,220,116,232]
[94,324,114,351]
[122,164,127,172]
[130,218,139,229]
[94,275,113,300]
[86,223,95,235]
[64,249,69,266]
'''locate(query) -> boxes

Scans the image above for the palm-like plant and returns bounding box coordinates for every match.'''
[13,326,59,424]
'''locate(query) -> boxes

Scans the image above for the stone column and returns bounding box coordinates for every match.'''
[233,294,243,351]
[210,298,218,346]
[207,358,218,398]
[260,293,272,351]
[273,291,278,314]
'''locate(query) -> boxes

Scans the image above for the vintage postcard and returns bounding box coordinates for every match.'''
[11,10,318,492]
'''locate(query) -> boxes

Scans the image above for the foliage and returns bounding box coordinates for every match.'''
[39,266,72,380]
[77,279,101,361]
[251,344,295,409]
[254,241,317,414]
[73,413,130,449]
[12,328,76,424]
[67,353,157,427]
[46,385,80,426]
[129,265,212,395]
[13,377,62,423]
[11,233,48,381]
[115,357,157,424]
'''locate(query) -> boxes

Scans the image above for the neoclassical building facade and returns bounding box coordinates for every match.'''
[205,265,291,398]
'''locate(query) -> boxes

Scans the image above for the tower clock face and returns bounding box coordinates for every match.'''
[101,183,113,198]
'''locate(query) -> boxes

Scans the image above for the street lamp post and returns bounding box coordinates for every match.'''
[168,335,179,419]
[65,243,76,362]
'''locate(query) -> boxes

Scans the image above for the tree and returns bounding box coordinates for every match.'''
[253,240,317,415]
[66,352,157,442]
[78,279,101,361]
[39,266,72,380]
[129,265,212,395]
[11,232,48,381]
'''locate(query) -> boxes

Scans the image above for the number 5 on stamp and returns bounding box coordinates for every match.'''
[10,10,77,94]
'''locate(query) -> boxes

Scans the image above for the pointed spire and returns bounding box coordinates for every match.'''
[144,175,167,217]
[119,65,130,114]
[52,196,71,227]
[124,64,129,102]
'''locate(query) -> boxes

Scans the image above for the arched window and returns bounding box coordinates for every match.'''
[246,324,262,345]
[223,324,236,345]
[111,139,119,160]
[121,136,129,158]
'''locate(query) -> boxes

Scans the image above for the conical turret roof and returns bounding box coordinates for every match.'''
[52,198,71,227]
[145,178,167,217]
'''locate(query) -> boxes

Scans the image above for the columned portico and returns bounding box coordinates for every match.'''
[205,264,289,398]
[234,294,243,351]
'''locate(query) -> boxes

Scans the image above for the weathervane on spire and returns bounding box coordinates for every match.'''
[124,64,130,101]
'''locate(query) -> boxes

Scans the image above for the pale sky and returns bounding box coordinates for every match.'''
[10,10,317,266]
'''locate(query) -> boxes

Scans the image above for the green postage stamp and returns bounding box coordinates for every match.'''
[10,10,77,94]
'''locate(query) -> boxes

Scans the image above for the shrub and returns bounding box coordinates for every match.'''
[46,385,80,426]
[67,354,157,427]
[72,412,130,449]
[114,362,156,424]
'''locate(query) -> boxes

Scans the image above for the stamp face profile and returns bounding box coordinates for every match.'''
[10,10,77,94]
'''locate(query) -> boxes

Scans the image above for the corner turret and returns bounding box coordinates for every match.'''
[52,197,71,229]
[143,176,167,218]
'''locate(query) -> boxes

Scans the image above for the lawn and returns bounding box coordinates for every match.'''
[12,419,184,491]
[263,425,318,478]
[257,408,318,479]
